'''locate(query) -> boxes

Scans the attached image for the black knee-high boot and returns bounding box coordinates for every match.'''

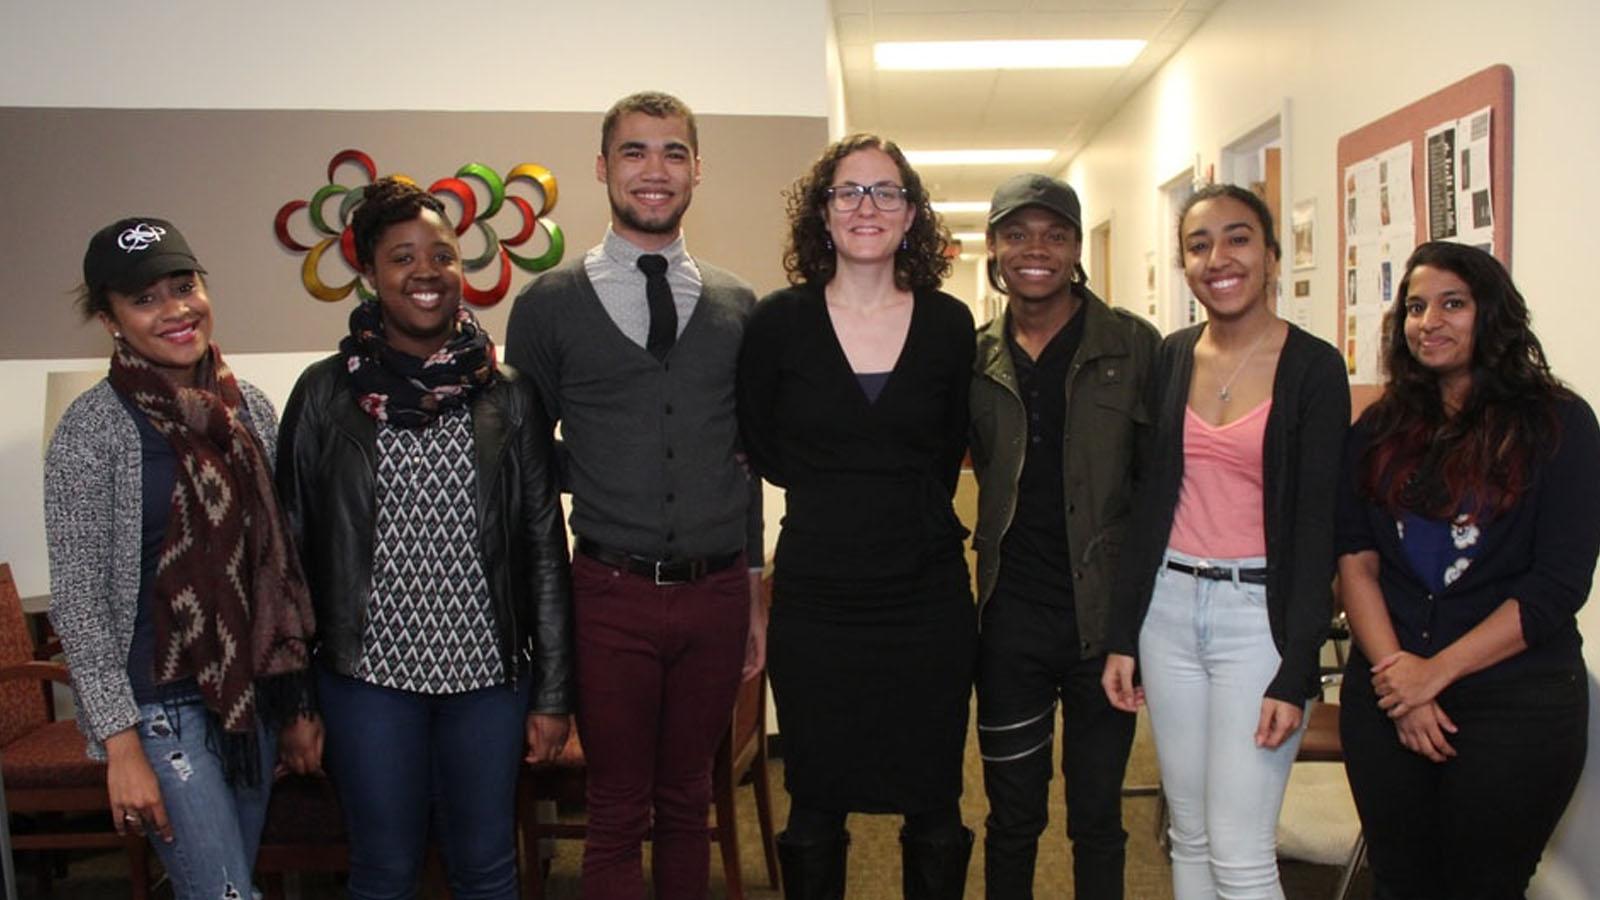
[901,826,974,900]
[778,829,850,899]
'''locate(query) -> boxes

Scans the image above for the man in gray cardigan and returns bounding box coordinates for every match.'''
[505,90,764,900]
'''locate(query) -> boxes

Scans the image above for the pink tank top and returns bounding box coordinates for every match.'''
[1168,398,1271,559]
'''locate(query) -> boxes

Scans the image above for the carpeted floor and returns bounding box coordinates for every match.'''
[10,705,1367,899]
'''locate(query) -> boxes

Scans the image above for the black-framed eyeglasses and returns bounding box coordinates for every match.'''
[824,183,909,212]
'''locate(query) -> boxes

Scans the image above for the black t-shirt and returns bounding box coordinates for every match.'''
[996,304,1086,607]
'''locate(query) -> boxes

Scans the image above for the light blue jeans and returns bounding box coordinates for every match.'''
[1138,550,1305,900]
[136,697,275,900]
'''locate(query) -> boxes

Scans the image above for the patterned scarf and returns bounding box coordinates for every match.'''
[339,300,497,428]
[107,343,316,742]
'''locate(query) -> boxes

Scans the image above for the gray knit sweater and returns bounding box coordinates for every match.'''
[43,378,278,760]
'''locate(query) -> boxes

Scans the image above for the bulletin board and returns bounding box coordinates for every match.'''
[1335,64,1513,410]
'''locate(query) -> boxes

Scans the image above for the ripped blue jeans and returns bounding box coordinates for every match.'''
[137,697,276,900]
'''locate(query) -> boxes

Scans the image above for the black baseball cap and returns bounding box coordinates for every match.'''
[987,174,1082,232]
[83,217,206,294]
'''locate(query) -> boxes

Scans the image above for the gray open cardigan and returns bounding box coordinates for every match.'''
[43,378,278,760]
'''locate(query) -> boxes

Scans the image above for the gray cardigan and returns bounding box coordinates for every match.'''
[506,259,763,562]
[44,378,278,759]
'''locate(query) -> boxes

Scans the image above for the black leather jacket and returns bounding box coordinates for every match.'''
[276,354,572,713]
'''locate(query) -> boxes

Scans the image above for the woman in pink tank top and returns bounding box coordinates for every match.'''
[1101,184,1350,900]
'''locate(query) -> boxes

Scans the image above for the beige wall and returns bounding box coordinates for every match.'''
[0,107,825,359]
[1064,2,1600,895]
[0,2,834,603]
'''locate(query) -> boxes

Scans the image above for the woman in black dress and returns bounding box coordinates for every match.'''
[737,134,976,899]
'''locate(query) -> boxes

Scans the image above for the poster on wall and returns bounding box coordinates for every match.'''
[1425,106,1494,252]
[1343,142,1415,383]
[1292,199,1316,270]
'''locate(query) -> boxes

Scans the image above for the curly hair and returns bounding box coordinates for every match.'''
[781,134,950,291]
[350,176,450,270]
[1361,241,1568,519]
[1175,183,1282,266]
[601,91,698,155]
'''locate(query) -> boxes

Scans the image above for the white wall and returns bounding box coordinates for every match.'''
[0,1,830,117]
[1064,2,1600,895]
[0,1,832,597]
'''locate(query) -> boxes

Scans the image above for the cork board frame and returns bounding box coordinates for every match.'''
[1335,64,1513,414]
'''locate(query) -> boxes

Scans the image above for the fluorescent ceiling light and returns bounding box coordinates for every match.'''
[875,39,1146,71]
[951,232,987,244]
[906,149,1055,166]
[932,201,991,214]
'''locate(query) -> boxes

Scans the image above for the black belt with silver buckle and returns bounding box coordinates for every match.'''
[1166,560,1270,585]
[577,537,742,586]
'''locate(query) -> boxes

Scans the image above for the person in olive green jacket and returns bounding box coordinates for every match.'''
[968,174,1160,900]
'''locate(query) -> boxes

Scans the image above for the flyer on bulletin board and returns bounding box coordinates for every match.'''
[1343,142,1415,383]
[1426,106,1494,253]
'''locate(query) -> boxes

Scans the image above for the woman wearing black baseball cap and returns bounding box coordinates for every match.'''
[45,217,316,900]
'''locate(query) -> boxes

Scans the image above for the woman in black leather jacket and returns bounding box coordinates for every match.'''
[274,177,571,900]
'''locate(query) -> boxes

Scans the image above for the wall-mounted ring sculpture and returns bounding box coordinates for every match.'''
[274,150,564,307]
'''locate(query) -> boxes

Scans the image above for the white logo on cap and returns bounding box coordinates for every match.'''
[117,223,167,252]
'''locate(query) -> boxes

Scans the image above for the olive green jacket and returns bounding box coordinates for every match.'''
[968,288,1160,656]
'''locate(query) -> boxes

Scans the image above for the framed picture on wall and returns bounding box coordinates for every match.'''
[1292,199,1316,270]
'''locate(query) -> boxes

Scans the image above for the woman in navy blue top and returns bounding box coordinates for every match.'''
[1336,241,1600,899]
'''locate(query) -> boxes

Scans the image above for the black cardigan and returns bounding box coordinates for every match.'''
[1107,323,1350,702]
[1336,393,1600,685]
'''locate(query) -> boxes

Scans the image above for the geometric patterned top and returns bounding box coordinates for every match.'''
[353,405,502,693]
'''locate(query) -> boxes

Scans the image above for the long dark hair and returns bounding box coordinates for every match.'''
[1361,241,1567,519]
[781,133,950,291]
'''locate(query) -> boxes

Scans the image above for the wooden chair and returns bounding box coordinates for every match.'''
[255,769,465,899]
[520,582,779,900]
[255,772,350,900]
[0,562,150,899]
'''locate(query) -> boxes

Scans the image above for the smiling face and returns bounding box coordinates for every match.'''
[100,272,213,386]
[1403,263,1477,399]
[823,147,917,267]
[364,208,463,359]
[597,111,701,251]
[988,206,1081,307]
[1180,195,1278,321]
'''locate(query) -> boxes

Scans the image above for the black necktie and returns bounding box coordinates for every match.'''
[637,253,676,361]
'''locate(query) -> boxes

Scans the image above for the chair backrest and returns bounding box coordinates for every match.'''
[726,575,775,759]
[730,669,765,751]
[0,563,50,746]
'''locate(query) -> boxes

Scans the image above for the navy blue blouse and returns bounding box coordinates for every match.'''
[1337,395,1600,685]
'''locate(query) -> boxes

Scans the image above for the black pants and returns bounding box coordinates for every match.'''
[976,590,1135,900]
[1341,653,1588,900]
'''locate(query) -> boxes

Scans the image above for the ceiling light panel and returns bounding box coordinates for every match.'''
[932,201,991,214]
[874,39,1146,71]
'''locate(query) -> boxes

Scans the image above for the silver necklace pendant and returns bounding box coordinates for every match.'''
[1219,386,1232,402]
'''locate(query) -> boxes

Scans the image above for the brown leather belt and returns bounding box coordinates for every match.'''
[577,537,742,586]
